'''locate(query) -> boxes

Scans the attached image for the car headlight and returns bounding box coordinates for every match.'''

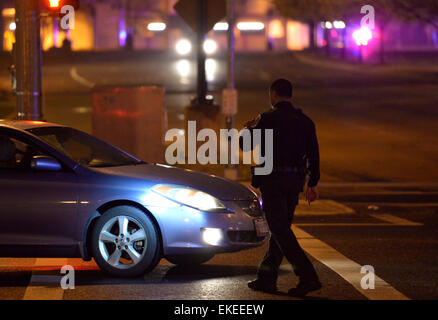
[203,39,217,55]
[152,185,229,212]
[175,39,192,55]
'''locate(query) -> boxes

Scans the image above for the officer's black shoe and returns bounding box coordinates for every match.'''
[248,279,277,294]
[288,279,322,297]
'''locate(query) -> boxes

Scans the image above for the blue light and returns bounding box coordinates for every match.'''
[119,30,127,47]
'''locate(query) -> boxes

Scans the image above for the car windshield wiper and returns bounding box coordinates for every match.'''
[88,161,144,168]
[87,163,125,168]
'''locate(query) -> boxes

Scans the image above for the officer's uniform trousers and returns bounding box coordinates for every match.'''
[257,173,319,283]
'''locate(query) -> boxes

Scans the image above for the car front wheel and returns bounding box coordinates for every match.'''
[91,206,161,277]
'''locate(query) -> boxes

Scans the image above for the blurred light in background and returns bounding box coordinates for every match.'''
[118,16,127,48]
[2,8,16,51]
[176,39,192,55]
[205,58,217,81]
[331,29,338,38]
[48,0,61,8]
[213,22,229,31]
[2,8,15,17]
[269,19,284,38]
[203,39,217,55]
[3,30,14,51]
[333,21,346,29]
[353,27,372,46]
[147,22,166,32]
[176,59,190,78]
[324,21,333,30]
[237,21,265,31]
[287,21,309,50]
[119,30,127,47]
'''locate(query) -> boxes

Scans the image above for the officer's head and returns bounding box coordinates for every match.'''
[270,79,293,107]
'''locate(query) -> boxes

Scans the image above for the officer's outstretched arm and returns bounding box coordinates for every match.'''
[239,114,266,152]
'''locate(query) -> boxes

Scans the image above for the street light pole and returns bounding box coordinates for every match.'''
[196,0,207,105]
[15,0,43,121]
[227,0,235,91]
[224,0,238,180]
[0,3,4,52]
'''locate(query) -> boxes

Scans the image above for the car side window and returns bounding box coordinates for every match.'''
[0,134,44,171]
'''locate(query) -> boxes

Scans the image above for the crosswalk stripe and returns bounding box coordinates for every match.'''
[295,223,419,227]
[369,214,423,226]
[22,258,68,300]
[346,202,438,207]
[294,226,410,300]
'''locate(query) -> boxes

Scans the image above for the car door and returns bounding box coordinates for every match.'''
[0,129,79,257]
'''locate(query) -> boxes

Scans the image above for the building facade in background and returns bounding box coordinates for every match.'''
[0,0,318,53]
[1,0,437,54]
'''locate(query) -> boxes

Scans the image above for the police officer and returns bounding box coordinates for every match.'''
[244,79,322,297]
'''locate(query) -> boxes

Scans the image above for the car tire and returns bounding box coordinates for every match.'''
[91,206,161,278]
[165,253,214,266]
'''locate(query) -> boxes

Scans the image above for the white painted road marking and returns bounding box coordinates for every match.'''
[296,213,423,227]
[356,202,438,207]
[22,258,68,300]
[70,67,95,88]
[293,226,410,300]
[296,199,355,216]
[23,275,65,300]
[295,222,420,227]
[319,182,438,188]
[369,213,423,226]
[33,258,69,267]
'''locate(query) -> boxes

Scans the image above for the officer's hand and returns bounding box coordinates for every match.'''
[244,115,261,128]
[306,186,319,205]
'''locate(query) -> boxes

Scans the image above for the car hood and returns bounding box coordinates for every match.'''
[92,164,256,201]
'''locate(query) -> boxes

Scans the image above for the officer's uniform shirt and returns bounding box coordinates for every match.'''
[246,101,320,188]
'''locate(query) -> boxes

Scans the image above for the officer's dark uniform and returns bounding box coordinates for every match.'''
[244,101,320,285]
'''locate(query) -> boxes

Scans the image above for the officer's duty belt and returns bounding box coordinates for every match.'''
[272,166,302,173]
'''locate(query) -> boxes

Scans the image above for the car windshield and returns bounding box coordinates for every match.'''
[28,127,143,168]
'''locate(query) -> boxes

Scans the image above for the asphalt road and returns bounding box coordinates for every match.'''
[0,51,437,300]
[0,183,436,300]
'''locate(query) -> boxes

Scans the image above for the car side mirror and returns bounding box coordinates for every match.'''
[31,155,62,172]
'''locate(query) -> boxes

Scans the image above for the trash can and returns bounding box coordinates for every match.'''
[92,86,166,164]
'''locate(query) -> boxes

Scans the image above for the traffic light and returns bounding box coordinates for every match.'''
[41,0,80,14]
[48,0,61,8]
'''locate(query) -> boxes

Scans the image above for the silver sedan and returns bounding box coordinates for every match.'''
[0,120,268,277]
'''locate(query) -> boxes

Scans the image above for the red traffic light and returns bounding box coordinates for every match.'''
[41,0,80,12]
[48,0,61,8]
